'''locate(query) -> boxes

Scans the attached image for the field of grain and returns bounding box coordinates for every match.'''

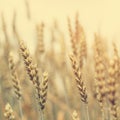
[0,0,120,120]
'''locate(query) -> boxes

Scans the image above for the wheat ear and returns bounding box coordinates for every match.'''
[69,54,89,120]
[4,103,15,120]
[69,55,87,103]
[72,110,79,120]
[39,72,49,120]
[107,44,119,120]
[40,72,49,110]
[8,53,23,120]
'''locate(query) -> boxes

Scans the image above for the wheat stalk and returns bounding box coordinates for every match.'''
[24,0,31,20]
[69,54,89,120]
[1,13,10,62]
[8,53,23,119]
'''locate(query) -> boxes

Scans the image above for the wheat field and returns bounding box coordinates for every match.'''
[0,1,120,120]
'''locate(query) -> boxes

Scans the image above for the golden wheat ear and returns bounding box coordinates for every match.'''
[4,103,15,120]
[67,17,77,56]
[106,43,119,120]
[69,54,88,104]
[36,22,45,54]
[72,110,79,120]
[94,53,106,108]
[8,52,21,100]
[8,52,23,119]
[40,71,49,111]
[19,40,43,114]
[19,40,38,84]
[69,54,89,120]
[107,58,118,120]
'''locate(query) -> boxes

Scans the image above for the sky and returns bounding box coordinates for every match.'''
[0,0,120,50]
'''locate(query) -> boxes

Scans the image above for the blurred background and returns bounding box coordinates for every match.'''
[0,0,120,46]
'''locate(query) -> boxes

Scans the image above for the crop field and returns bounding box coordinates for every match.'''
[0,0,120,120]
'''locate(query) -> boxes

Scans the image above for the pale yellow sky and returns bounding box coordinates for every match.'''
[0,0,120,50]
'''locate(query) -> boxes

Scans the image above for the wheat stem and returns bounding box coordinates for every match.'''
[85,104,90,120]
[40,110,44,120]
[19,100,23,120]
